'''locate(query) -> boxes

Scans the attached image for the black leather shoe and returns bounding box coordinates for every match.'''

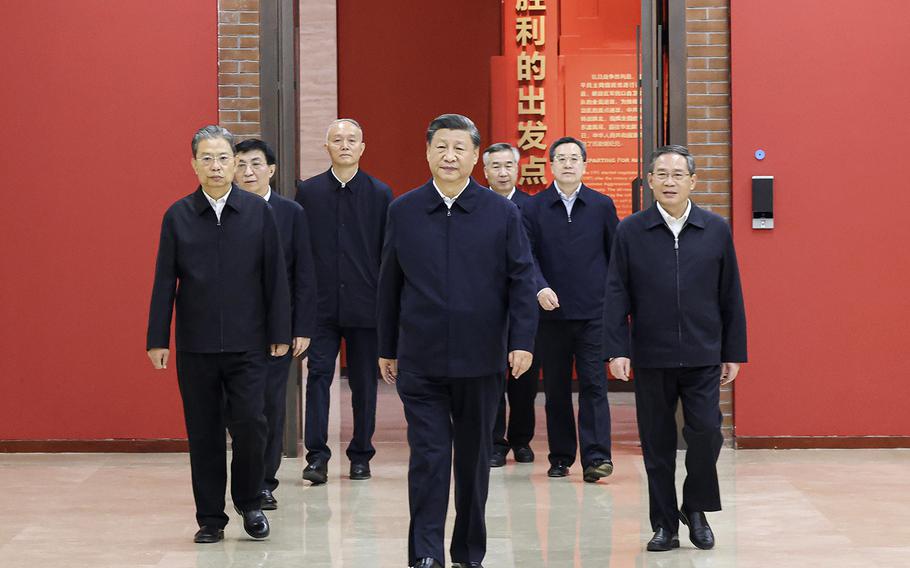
[350,462,371,480]
[513,446,535,463]
[234,505,270,540]
[582,459,614,483]
[411,558,442,568]
[303,459,328,484]
[646,527,679,552]
[680,508,715,549]
[452,562,483,567]
[260,489,277,511]
[547,462,569,477]
[490,448,507,468]
[193,525,224,543]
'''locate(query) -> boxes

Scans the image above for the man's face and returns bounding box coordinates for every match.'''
[235,150,275,196]
[550,142,586,188]
[191,137,236,193]
[483,149,519,193]
[648,152,696,213]
[426,128,479,185]
[325,121,365,168]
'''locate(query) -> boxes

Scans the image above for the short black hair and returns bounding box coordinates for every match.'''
[649,144,696,174]
[426,114,481,148]
[549,136,587,162]
[235,138,276,165]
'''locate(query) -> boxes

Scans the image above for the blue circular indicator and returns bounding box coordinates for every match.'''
[755,149,766,160]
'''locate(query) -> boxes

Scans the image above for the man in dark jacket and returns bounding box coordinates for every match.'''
[377,115,538,568]
[146,125,291,543]
[604,145,747,552]
[295,119,393,483]
[522,136,619,483]
[235,138,316,510]
[482,142,540,467]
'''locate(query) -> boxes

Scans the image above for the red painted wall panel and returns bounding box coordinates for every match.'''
[0,2,218,439]
[337,0,501,195]
[731,0,910,436]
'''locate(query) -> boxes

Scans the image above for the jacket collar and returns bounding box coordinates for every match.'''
[424,177,482,214]
[644,201,706,230]
[325,167,361,191]
[544,182,589,207]
[193,184,243,216]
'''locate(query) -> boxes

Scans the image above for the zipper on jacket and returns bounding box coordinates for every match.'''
[218,219,224,352]
[674,235,682,363]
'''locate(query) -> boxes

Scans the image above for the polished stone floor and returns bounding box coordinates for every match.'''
[1,381,909,567]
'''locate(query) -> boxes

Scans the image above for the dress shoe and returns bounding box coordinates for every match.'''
[646,527,679,552]
[260,489,277,511]
[547,462,569,477]
[490,448,507,468]
[193,525,224,544]
[350,462,371,480]
[582,459,614,483]
[452,563,484,567]
[679,508,715,549]
[234,505,270,540]
[513,446,535,463]
[303,459,328,484]
[411,557,442,568]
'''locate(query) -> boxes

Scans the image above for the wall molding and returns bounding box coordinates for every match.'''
[0,439,189,453]
[736,437,910,449]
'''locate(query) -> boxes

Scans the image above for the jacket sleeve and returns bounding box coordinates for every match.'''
[719,224,748,362]
[263,205,292,346]
[376,206,403,359]
[146,212,177,350]
[602,224,632,359]
[507,205,539,352]
[603,198,620,265]
[292,204,317,337]
[521,206,549,293]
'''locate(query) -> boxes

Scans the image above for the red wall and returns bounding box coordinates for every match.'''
[337,0,501,195]
[731,0,910,437]
[0,2,218,440]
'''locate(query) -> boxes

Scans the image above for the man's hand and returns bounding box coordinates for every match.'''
[292,337,311,358]
[608,357,631,381]
[538,288,560,311]
[147,348,170,370]
[379,358,398,384]
[720,362,740,385]
[508,350,533,379]
[271,343,290,357]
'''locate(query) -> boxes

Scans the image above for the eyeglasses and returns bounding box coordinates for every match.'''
[652,171,691,182]
[553,155,583,166]
[237,160,269,171]
[196,154,234,168]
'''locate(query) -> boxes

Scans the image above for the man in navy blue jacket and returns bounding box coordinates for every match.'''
[235,138,316,510]
[522,136,619,483]
[295,119,393,484]
[604,145,747,552]
[482,142,541,468]
[377,115,538,568]
[146,125,291,543]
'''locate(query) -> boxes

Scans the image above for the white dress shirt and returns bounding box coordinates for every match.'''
[656,199,692,239]
[262,187,272,202]
[204,186,232,222]
[434,179,470,209]
[331,168,358,188]
[555,182,582,218]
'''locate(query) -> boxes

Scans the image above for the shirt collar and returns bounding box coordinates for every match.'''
[203,185,231,208]
[555,182,582,202]
[488,186,516,201]
[263,187,272,202]
[433,178,470,208]
[656,199,692,225]
[331,167,359,188]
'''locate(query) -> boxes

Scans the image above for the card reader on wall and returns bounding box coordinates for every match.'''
[752,176,774,229]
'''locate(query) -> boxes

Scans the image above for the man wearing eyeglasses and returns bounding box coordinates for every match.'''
[482,142,541,468]
[147,125,291,543]
[234,138,316,511]
[295,119,393,484]
[521,136,619,483]
[603,145,747,552]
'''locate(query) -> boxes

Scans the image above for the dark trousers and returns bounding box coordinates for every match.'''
[538,319,612,468]
[262,351,293,492]
[175,350,268,528]
[634,365,724,532]
[396,370,500,567]
[492,361,540,451]
[304,323,378,464]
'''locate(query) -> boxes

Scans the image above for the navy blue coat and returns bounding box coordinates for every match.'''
[509,187,533,209]
[267,191,317,338]
[295,169,393,328]
[377,179,539,377]
[521,183,619,320]
[602,203,748,367]
[147,186,291,352]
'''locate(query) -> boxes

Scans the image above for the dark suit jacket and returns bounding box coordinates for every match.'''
[509,187,533,209]
[267,191,317,338]
[377,179,539,377]
[147,185,291,353]
[602,202,748,367]
[295,169,393,328]
[521,183,619,320]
